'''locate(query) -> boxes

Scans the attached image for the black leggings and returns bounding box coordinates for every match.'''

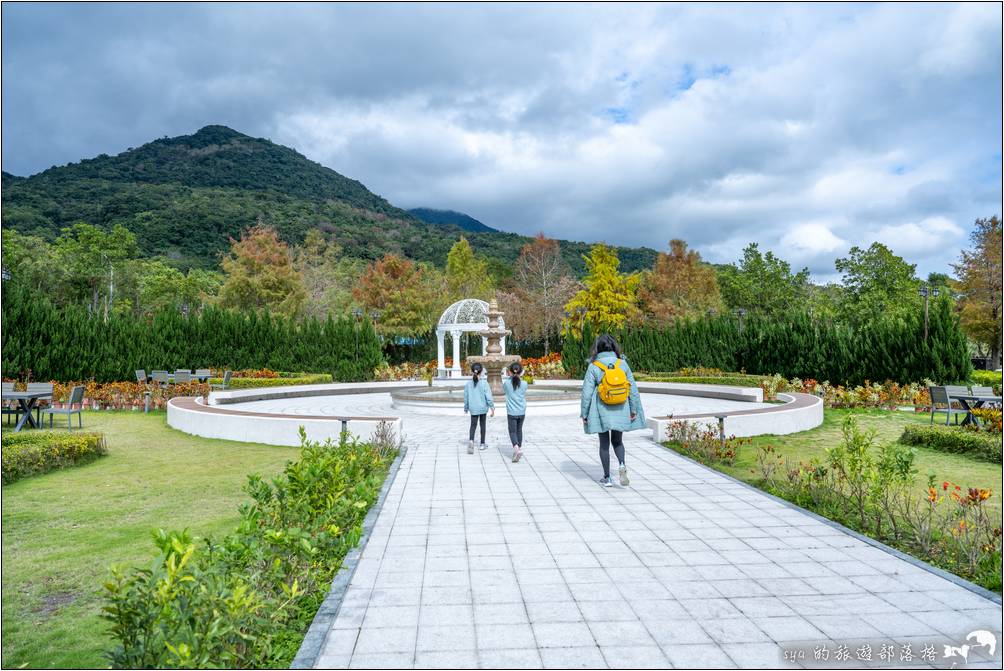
[469,414,487,443]
[507,415,525,447]
[598,430,625,478]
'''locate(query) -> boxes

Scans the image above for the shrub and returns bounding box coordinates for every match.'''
[662,420,750,466]
[103,430,398,668]
[215,373,333,389]
[970,370,1002,395]
[898,425,1002,463]
[2,431,107,483]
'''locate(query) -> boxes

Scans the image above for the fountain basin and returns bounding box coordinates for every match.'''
[390,384,580,416]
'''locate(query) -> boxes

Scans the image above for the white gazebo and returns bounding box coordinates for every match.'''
[436,298,506,378]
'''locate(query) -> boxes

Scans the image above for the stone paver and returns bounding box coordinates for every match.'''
[315,411,1002,668]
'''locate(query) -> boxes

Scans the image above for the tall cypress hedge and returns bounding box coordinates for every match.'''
[1,285,383,382]
[562,297,971,386]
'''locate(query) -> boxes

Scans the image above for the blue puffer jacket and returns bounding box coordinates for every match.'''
[464,377,494,415]
[580,351,646,434]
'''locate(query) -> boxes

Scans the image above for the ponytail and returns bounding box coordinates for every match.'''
[471,362,483,384]
[509,362,523,389]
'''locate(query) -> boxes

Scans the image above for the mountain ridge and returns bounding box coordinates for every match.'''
[1,125,659,275]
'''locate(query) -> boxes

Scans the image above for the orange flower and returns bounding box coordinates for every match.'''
[926,487,938,503]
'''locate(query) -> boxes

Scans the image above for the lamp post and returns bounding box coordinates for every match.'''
[734,308,747,333]
[352,307,363,358]
[919,285,940,341]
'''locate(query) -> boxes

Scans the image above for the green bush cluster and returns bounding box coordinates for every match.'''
[1,431,107,483]
[563,298,971,386]
[102,430,398,668]
[970,370,1003,395]
[898,425,1002,463]
[216,373,333,389]
[2,285,382,383]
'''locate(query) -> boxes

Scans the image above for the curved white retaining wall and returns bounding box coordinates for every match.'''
[647,392,824,440]
[168,396,403,447]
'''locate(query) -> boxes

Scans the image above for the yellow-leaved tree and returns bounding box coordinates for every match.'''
[563,243,640,335]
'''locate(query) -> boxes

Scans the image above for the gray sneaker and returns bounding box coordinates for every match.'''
[619,465,630,486]
[467,440,475,454]
[599,476,613,488]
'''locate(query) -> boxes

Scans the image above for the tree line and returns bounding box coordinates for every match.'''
[0,284,382,383]
[561,298,972,386]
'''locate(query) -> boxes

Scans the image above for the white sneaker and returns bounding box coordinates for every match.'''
[619,465,630,486]
[512,447,522,463]
[479,443,487,451]
[467,440,475,454]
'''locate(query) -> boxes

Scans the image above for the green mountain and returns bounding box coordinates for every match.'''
[1,125,658,274]
[408,208,498,233]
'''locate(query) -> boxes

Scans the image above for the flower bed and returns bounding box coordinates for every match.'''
[2,431,108,484]
[665,415,1002,591]
[374,353,566,382]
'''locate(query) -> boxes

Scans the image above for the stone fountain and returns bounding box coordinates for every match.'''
[466,299,521,396]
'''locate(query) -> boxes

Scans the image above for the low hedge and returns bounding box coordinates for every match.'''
[637,374,762,387]
[103,430,398,668]
[211,373,333,390]
[898,424,1002,463]
[2,431,108,483]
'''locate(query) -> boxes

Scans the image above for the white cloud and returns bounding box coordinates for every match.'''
[2,2,1000,281]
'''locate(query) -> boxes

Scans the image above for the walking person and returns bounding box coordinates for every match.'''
[503,361,527,462]
[464,362,494,453]
[580,334,646,487]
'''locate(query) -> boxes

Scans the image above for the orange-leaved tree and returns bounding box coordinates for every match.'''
[218,222,306,318]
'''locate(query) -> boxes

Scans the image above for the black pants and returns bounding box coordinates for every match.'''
[469,414,487,443]
[507,415,525,447]
[598,430,625,478]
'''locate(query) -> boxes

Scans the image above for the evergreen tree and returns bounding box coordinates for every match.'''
[563,244,640,335]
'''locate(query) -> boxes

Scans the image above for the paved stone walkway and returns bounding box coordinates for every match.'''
[314,413,1002,669]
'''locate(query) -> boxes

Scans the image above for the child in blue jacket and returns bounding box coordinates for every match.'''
[464,362,494,453]
[503,361,527,462]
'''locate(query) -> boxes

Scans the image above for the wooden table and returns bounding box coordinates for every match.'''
[953,394,1003,427]
[2,391,54,432]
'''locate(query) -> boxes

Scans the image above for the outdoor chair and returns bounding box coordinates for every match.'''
[928,386,965,425]
[174,370,192,383]
[970,386,1000,407]
[945,384,970,399]
[26,382,54,425]
[135,369,148,383]
[194,368,212,383]
[2,382,14,425]
[210,370,232,391]
[41,385,84,429]
[151,370,169,384]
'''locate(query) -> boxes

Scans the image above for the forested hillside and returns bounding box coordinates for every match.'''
[1,125,657,274]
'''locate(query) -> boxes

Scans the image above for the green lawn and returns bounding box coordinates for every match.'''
[1,411,299,669]
[719,408,1003,503]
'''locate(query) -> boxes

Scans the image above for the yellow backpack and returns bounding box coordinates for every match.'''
[593,359,629,405]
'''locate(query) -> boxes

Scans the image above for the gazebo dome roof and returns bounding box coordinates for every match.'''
[437,298,504,330]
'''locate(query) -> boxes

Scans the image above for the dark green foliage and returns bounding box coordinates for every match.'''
[562,297,971,385]
[1,285,383,383]
[2,125,658,274]
[2,431,107,483]
[103,431,397,668]
[899,425,1002,463]
[408,207,498,233]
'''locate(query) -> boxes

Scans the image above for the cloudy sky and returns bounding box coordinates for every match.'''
[3,2,1001,281]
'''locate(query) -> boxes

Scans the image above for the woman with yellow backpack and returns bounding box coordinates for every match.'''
[580,334,646,487]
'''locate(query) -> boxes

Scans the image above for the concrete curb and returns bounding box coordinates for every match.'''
[290,444,408,669]
[655,439,1003,606]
